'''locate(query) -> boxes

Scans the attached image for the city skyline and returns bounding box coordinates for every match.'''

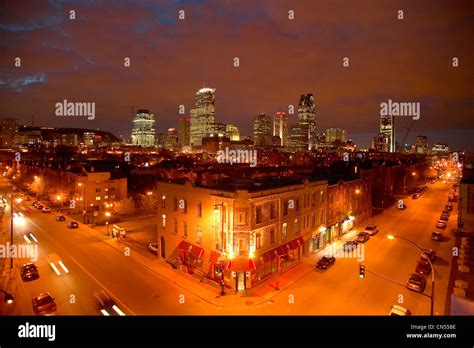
[1,1,473,150]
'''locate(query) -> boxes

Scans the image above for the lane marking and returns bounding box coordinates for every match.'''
[69,256,135,315]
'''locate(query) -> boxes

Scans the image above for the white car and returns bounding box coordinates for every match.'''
[389,305,411,316]
[364,225,379,236]
[42,207,51,213]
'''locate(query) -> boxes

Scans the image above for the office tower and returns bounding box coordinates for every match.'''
[273,112,288,146]
[380,115,395,153]
[415,135,428,155]
[190,87,216,148]
[131,109,156,147]
[0,117,19,148]
[178,117,190,149]
[253,113,272,146]
[297,94,316,149]
[372,133,390,152]
[288,123,309,151]
[225,124,240,141]
[326,128,348,144]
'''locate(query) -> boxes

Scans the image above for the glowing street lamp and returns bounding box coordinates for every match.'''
[1,290,14,304]
[387,234,435,316]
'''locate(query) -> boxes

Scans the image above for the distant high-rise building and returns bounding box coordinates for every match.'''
[288,123,309,151]
[432,143,449,154]
[297,94,316,149]
[380,115,395,152]
[415,135,428,155]
[273,112,288,146]
[83,132,95,146]
[131,109,156,147]
[190,87,216,148]
[253,113,272,146]
[325,128,348,144]
[178,117,190,149]
[0,118,19,148]
[212,123,226,136]
[225,124,240,141]
[372,133,390,152]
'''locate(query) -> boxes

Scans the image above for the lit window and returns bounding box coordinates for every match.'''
[96,196,101,201]
[282,223,287,240]
[162,214,166,228]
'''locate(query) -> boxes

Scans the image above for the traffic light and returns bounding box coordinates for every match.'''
[359,264,365,279]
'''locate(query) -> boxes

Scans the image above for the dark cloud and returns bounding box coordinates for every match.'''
[0,0,473,149]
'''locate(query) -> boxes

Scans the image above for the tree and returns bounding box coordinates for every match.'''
[30,177,45,197]
[112,197,135,216]
[138,194,157,215]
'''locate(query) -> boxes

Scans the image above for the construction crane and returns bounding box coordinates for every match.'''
[402,119,417,147]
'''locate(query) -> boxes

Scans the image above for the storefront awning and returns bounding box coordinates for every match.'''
[226,258,256,272]
[178,241,204,258]
[208,251,221,264]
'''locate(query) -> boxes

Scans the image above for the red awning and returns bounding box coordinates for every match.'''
[178,241,204,258]
[226,258,256,271]
[208,251,221,264]
[289,236,305,249]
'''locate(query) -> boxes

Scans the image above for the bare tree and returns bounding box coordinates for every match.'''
[112,197,135,216]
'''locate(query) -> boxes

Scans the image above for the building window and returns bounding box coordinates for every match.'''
[295,199,300,212]
[282,223,287,240]
[320,209,325,223]
[197,202,202,217]
[295,218,299,233]
[269,202,276,220]
[283,201,288,216]
[256,233,262,249]
[95,188,100,193]
[183,221,188,239]
[174,198,178,211]
[312,212,316,228]
[173,219,178,234]
[238,212,246,225]
[162,214,167,228]
[256,206,262,224]
[312,192,316,206]
[96,196,101,201]
[197,225,202,244]
[161,195,166,208]
[270,227,275,244]
[320,190,324,203]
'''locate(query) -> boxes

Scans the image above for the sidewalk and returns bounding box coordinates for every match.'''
[75,214,364,308]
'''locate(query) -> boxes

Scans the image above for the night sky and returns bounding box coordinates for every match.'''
[1,0,473,150]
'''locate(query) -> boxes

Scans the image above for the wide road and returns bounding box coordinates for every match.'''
[0,176,456,315]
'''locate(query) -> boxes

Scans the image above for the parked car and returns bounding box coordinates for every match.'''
[389,305,412,316]
[67,221,79,229]
[440,213,449,221]
[412,193,420,199]
[56,215,66,222]
[415,260,432,275]
[355,232,370,243]
[42,207,51,213]
[94,290,125,316]
[431,231,443,242]
[364,225,379,236]
[32,292,57,316]
[36,204,43,210]
[421,248,436,262]
[445,204,453,211]
[20,263,39,281]
[406,273,427,293]
[436,220,447,229]
[147,243,159,256]
[316,256,336,270]
[448,195,454,202]
[342,240,358,252]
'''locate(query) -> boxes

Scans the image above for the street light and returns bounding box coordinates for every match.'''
[105,211,111,236]
[78,182,86,224]
[1,289,14,304]
[387,234,435,316]
[403,171,417,195]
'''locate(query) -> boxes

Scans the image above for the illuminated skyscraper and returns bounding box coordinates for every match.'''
[326,128,348,144]
[190,87,216,148]
[380,115,395,152]
[273,112,288,146]
[225,124,240,141]
[297,94,316,149]
[131,109,155,147]
[178,117,190,149]
[253,113,272,146]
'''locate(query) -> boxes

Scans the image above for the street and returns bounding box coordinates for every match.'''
[0,177,455,315]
